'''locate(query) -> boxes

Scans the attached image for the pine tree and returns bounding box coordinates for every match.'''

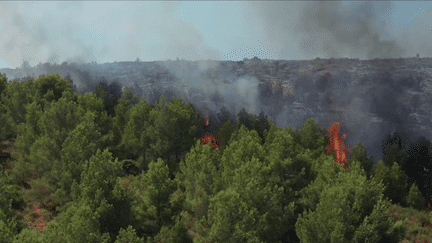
[296,160,404,243]
[130,158,177,239]
[347,141,374,179]
[114,226,145,243]
[112,87,140,145]
[406,184,426,210]
[372,160,409,207]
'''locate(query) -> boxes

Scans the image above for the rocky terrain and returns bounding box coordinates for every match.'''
[2,56,432,162]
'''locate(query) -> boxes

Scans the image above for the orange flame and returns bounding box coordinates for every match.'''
[201,133,219,148]
[326,113,350,171]
[200,118,219,149]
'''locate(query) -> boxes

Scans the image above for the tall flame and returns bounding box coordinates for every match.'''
[326,113,350,171]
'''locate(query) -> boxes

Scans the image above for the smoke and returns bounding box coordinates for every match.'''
[0,3,99,68]
[3,2,431,70]
[246,2,432,60]
[139,60,260,120]
[0,2,224,69]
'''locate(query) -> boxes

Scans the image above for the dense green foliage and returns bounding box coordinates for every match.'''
[381,131,432,207]
[1,73,432,242]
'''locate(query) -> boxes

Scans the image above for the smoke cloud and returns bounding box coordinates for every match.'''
[246,1,432,60]
[0,2,224,69]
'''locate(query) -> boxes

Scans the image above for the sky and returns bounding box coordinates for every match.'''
[0,1,431,69]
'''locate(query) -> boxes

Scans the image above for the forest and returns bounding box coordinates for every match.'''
[1,73,432,243]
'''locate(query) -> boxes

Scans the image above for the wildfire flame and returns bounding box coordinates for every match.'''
[326,114,350,171]
[200,117,219,149]
[201,133,219,148]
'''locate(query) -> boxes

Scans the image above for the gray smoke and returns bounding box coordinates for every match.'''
[246,1,432,60]
[0,2,224,69]
[153,60,260,118]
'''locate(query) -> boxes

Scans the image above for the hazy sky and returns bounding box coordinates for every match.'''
[0,1,431,69]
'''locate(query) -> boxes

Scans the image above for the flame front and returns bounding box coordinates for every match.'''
[326,119,350,171]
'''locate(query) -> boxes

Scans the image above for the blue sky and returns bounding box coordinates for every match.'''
[0,1,431,69]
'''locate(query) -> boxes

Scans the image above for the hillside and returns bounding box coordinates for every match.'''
[2,56,432,163]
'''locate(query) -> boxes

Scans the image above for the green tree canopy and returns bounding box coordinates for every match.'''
[12,228,43,243]
[216,119,236,150]
[114,226,145,243]
[253,111,271,144]
[177,140,224,227]
[293,118,327,149]
[201,155,296,242]
[143,96,199,176]
[0,73,7,96]
[153,217,192,243]
[237,108,255,131]
[296,160,405,243]
[298,152,346,215]
[130,158,177,239]
[381,131,411,168]
[33,74,74,104]
[42,149,127,243]
[406,183,426,211]
[112,87,140,145]
[121,97,153,160]
[401,136,432,206]
[75,149,123,205]
[372,160,409,207]
[40,201,112,243]
[76,91,112,138]
[1,77,39,129]
[8,101,53,187]
[0,74,10,140]
[194,124,302,242]
[11,101,44,160]
[262,124,316,242]
[0,170,23,243]
[50,111,104,210]
[37,91,81,152]
[92,80,122,118]
[220,126,265,186]
[347,141,374,179]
